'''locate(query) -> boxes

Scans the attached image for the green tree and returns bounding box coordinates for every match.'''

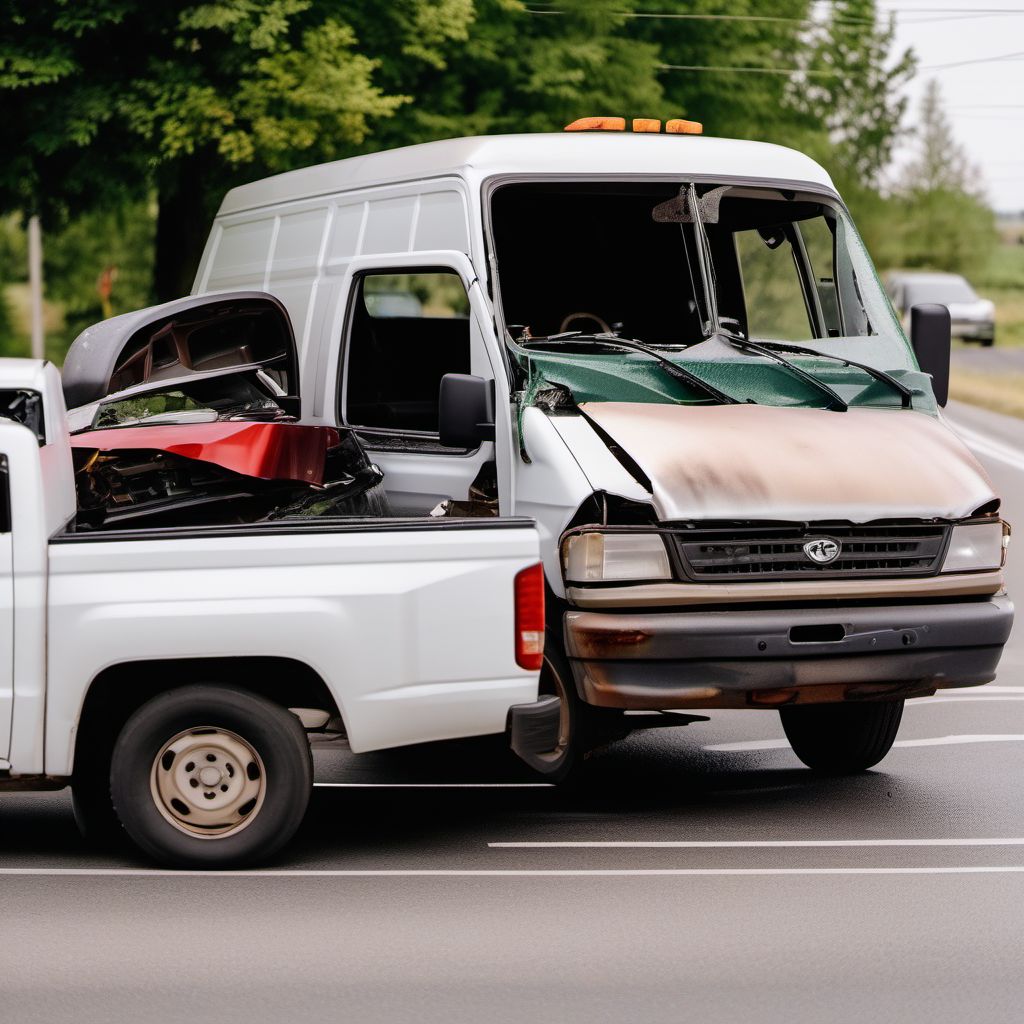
[629,1,820,145]
[343,0,664,145]
[2,0,922,314]
[43,199,157,348]
[792,0,914,190]
[892,79,997,275]
[0,1,447,299]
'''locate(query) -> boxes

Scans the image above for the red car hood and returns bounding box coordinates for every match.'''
[71,422,341,485]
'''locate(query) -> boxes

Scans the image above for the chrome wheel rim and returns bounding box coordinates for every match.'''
[150,727,266,839]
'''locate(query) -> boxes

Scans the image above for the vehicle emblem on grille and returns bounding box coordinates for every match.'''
[803,538,841,564]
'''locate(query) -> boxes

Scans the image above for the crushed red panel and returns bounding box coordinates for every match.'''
[71,422,341,485]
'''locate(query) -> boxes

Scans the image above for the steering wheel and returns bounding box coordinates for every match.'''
[559,311,612,335]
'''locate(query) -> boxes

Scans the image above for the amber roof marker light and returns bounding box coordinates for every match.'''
[564,116,703,135]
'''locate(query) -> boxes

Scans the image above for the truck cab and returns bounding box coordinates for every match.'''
[65,121,1016,778]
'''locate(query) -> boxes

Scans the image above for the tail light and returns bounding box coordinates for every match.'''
[514,563,545,671]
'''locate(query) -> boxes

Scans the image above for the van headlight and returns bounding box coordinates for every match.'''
[942,521,1008,573]
[563,532,672,583]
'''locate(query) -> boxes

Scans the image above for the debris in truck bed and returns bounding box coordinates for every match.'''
[71,421,341,485]
[71,424,388,530]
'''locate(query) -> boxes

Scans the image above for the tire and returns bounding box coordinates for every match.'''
[71,752,127,850]
[780,700,904,774]
[537,631,630,783]
[981,334,995,348]
[110,685,312,868]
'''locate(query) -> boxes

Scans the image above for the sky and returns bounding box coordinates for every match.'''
[879,0,1024,213]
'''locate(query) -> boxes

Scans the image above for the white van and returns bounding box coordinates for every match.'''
[65,123,1014,779]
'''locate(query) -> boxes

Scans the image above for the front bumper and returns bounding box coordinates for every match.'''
[564,596,1014,709]
[952,319,994,341]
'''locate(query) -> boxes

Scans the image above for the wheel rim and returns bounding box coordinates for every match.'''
[150,727,266,839]
[539,655,571,763]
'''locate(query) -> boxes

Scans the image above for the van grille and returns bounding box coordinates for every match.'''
[673,523,949,582]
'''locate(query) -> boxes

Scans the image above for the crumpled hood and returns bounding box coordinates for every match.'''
[580,402,997,522]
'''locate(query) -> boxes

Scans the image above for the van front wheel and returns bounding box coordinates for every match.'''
[110,685,312,868]
[779,700,904,774]
[536,632,632,783]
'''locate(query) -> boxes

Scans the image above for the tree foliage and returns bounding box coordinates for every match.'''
[0,0,998,328]
[889,79,997,275]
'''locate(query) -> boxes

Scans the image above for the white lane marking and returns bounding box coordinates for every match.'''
[945,420,1024,473]
[1,866,1024,878]
[891,734,1024,747]
[911,696,1024,705]
[705,734,1024,752]
[489,838,1024,849]
[313,782,553,789]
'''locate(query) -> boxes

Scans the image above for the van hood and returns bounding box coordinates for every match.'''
[579,402,997,522]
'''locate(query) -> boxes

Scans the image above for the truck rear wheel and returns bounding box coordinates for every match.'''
[71,751,126,849]
[780,699,904,774]
[110,685,312,868]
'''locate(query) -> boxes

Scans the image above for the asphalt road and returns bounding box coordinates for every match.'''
[2,400,1023,1024]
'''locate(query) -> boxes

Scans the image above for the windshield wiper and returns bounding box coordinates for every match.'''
[717,329,848,412]
[518,332,741,405]
[746,340,914,410]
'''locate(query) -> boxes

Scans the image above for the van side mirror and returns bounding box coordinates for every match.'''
[438,373,495,449]
[910,303,951,408]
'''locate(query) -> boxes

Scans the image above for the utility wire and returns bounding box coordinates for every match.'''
[658,63,842,76]
[658,50,1023,76]
[923,49,1024,69]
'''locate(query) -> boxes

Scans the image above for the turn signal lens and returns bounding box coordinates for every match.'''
[665,118,703,135]
[942,521,1007,573]
[514,563,545,671]
[563,116,702,135]
[563,532,673,583]
[564,116,626,132]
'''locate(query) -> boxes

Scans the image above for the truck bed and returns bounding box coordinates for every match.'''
[43,514,538,774]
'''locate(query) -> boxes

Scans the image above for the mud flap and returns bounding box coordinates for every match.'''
[507,696,562,776]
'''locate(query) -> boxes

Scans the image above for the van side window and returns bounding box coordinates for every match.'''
[344,271,471,434]
[734,229,814,342]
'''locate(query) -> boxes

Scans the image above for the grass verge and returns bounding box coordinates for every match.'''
[950,367,1024,420]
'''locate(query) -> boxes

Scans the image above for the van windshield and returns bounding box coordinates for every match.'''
[904,277,977,305]
[491,182,912,373]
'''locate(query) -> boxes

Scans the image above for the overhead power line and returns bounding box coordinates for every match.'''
[527,7,1024,25]
[923,49,1024,69]
[658,63,841,77]
[825,2,1024,10]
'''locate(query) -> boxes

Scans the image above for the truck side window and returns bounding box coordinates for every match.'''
[734,230,814,342]
[344,271,471,434]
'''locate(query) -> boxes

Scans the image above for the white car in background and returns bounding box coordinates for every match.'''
[887,271,996,346]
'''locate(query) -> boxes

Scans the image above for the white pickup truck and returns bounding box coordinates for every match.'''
[0,357,549,867]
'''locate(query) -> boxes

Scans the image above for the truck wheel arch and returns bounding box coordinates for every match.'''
[72,656,344,777]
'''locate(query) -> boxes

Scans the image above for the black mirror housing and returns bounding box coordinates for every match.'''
[438,373,495,449]
[910,303,951,408]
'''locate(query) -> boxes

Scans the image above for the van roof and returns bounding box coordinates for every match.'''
[218,132,837,216]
